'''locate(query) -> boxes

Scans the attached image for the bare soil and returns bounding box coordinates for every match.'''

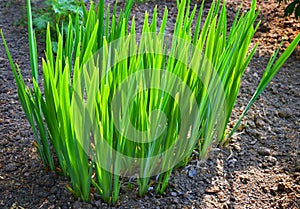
[0,0,299,208]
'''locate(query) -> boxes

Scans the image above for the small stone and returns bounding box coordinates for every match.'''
[205,186,220,194]
[48,195,56,203]
[270,86,278,94]
[257,147,271,156]
[266,156,277,164]
[277,183,285,193]
[5,162,18,172]
[154,200,161,206]
[260,24,269,32]
[249,138,257,145]
[248,120,256,128]
[95,200,102,207]
[262,186,268,193]
[232,142,241,152]
[50,186,58,194]
[83,202,93,209]
[228,158,237,168]
[261,162,269,169]
[240,176,249,184]
[230,195,236,202]
[170,192,177,197]
[93,193,101,200]
[278,109,292,118]
[73,200,82,209]
[200,167,209,174]
[168,204,176,209]
[37,174,56,187]
[188,169,197,178]
[38,190,48,198]
[172,198,179,204]
[218,191,227,202]
[255,119,265,127]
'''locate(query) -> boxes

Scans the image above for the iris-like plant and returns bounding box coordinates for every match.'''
[1,0,134,202]
[1,0,299,204]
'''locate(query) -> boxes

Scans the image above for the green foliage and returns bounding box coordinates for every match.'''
[32,0,84,34]
[1,0,300,205]
[277,0,300,19]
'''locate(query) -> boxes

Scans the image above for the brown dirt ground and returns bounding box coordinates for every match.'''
[0,0,299,208]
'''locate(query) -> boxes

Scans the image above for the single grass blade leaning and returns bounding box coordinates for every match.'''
[26,0,38,82]
[226,33,300,142]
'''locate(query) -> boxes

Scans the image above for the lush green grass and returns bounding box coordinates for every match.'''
[1,0,299,204]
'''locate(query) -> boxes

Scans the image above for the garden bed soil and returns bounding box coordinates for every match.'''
[0,0,299,208]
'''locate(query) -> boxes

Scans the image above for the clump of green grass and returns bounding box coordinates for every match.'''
[1,0,299,204]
